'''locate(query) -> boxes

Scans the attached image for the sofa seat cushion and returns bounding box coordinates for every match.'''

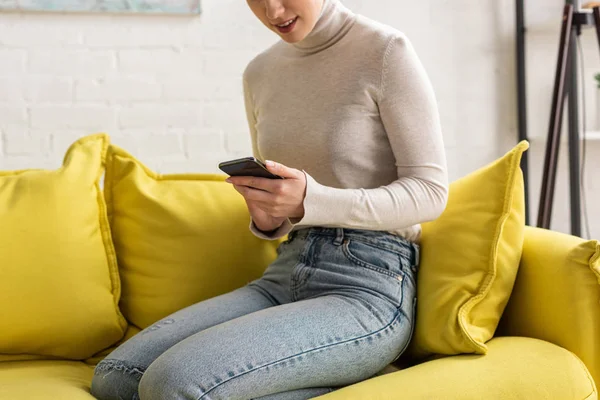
[0,361,95,399]
[317,337,597,400]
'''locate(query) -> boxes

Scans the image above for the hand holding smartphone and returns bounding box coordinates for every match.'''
[219,157,287,232]
[218,157,284,180]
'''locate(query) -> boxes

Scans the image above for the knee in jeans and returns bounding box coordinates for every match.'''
[138,358,184,400]
[139,357,206,400]
[90,359,145,400]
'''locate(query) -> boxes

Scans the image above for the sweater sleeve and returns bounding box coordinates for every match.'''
[243,73,298,240]
[291,34,449,231]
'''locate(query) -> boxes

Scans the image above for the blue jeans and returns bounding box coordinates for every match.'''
[90,227,420,400]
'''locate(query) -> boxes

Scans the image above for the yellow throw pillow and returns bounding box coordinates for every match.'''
[84,325,142,366]
[498,226,600,385]
[0,133,127,359]
[407,141,528,357]
[104,145,283,329]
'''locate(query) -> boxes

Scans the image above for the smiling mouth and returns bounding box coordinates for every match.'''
[275,17,298,28]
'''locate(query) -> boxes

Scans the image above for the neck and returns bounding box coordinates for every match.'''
[291,0,356,54]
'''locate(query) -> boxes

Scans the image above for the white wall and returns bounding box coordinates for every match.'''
[0,0,596,238]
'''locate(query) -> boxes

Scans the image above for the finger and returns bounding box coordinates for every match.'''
[231,184,249,197]
[264,160,300,179]
[232,184,269,202]
[229,176,283,193]
[242,186,276,203]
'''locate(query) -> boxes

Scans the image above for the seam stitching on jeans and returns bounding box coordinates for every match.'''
[346,237,412,259]
[196,308,403,400]
[248,282,280,307]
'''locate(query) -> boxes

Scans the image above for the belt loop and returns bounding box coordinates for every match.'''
[333,227,344,246]
[412,242,421,269]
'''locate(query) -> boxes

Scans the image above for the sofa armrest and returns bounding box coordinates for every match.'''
[316,337,597,400]
[497,226,600,384]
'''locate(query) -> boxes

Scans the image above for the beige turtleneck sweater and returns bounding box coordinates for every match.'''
[244,0,448,244]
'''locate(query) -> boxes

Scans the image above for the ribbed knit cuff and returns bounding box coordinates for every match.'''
[249,217,295,240]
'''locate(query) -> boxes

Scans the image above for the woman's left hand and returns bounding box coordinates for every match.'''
[226,160,307,222]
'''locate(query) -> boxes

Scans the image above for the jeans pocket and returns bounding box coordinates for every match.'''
[342,238,404,280]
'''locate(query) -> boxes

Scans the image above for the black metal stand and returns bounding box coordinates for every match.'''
[536,4,600,236]
[516,0,529,225]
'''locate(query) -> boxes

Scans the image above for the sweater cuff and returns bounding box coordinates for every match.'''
[249,217,295,240]
[291,170,354,227]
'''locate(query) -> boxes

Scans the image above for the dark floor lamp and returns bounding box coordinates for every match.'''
[515,0,529,225]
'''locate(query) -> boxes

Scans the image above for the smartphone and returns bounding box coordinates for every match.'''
[218,157,284,179]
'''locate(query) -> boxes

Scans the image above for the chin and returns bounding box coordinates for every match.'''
[278,31,308,43]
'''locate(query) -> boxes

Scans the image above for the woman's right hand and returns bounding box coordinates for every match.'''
[246,199,287,232]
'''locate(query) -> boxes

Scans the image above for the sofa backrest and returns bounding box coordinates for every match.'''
[497,226,600,385]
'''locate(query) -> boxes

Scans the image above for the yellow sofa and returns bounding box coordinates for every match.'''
[0,226,597,399]
[0,135,598,399]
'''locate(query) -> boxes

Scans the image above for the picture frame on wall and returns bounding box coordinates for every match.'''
[0,0,201,15]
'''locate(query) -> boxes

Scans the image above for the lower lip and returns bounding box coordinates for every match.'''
[275,17,298,34]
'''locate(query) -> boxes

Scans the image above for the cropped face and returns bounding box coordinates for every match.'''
[247,0,324,43]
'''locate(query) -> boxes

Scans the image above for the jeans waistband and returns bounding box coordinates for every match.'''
[288,227,420,265]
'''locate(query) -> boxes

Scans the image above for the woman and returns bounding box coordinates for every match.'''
[90,0,448,399]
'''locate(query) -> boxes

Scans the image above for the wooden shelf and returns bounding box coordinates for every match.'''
[582,131,600,140]
[529,131,600,141]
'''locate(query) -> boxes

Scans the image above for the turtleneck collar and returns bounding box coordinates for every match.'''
[291,0,356,54]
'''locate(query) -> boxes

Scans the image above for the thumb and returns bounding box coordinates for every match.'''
[265,160,298,179]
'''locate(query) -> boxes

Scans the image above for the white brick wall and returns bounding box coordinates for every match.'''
[0,0,597,238]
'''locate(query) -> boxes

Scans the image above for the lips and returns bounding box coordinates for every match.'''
[274,17,298,34]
